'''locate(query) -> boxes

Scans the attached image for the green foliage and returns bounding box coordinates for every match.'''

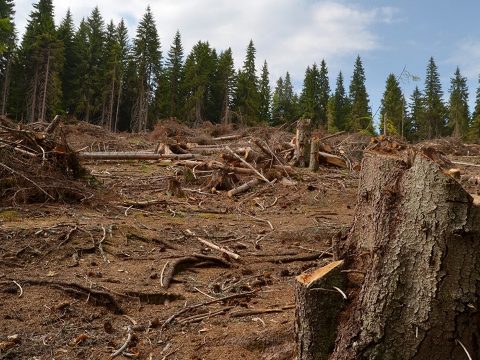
[258,60,271,124]
[271,72,298,125]
[448,67,469,139]
[408,86,424,141]
[215,48,236,124]
[348,55,373,134]
[423,57,447,139]
[161,30,184,119]
[470,75,480,142]
[57,9,75,113]
[380,74,409,137]
[327,72,350,132]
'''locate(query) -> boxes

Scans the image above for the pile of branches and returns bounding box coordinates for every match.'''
[0,116,93,205]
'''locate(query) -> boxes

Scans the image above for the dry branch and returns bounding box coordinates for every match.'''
[227,178,261,197]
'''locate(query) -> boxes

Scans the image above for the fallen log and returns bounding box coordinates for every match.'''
[318,151,348,169]
[78,152,197,161]
[227,178,261,197]
[328,141,480,360]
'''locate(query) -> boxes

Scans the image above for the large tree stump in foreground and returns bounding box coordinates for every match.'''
[291,118,311,167]
[327,144,480,360]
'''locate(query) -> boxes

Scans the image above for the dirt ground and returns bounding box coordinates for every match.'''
[0,124,358,360]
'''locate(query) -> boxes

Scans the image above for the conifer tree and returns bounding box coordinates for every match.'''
[164,30,184,119]
[182,41,216,125]
[0,0,15,115]
[234,40,260,124]
[318,59,330,127]
[216,48,235,124]
[113,19,129,131]
[271,76,284,125]
[349,55,373,133]
[327,71,350,132]
[21,0,63,122]
[300,64,320,125]
[57,9,75,113]
[448,67,469,139]
[271,72,297,125]
[423,57,446,138]
[470,75,480,142]
[380,74,408,137]
[408,86,425,141]
[258,60,271,123]
[131,6,161,132]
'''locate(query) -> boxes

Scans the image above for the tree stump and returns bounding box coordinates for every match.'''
[291,118,311,167]
[329,143,480,360]
[166,178,184,197]
[295,260,345,360]
[309,138,321,171]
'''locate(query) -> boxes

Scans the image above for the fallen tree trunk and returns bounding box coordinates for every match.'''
[318,151,347,169]
[227,178,261,197]
[328,145,480,360]
[78,152,197,161]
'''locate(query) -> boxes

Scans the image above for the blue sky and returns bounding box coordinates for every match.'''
[13,0,480,124]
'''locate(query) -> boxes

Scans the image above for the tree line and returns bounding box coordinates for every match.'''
[0,0,479,141]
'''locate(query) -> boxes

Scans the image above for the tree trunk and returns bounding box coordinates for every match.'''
[309,137,321,171]
[114,80,122,133]
[1,57,11,116]
[329,145,480,360]
[40,47,51,122]
[291,118,311,167]
[295,260,345,360]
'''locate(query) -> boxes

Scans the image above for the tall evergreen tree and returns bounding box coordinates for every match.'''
[300,64,321,126]
[327,71,350,132]
[258,60,271,123]
[471,75,480,142]
[182,41,217,125]
[318,59,330,127]
[271,72,297,125]
[448,67,469,139]
[0,0,15,115]
[423,57,446,138]
[408,86,425,141]
[57,9,75,113]
[234,40,260,125]
[216,48,235,124]
[271,76,284,125]
[348,55,373,133]
[131,6,161,132]
[20,0,63,122]
[380,74,408,137]
[163,30,184,119]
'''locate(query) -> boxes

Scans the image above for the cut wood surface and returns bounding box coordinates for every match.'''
[318,151,347,168]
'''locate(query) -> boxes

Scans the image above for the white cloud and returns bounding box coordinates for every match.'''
[14,0,397,87]
[447,40,480,79]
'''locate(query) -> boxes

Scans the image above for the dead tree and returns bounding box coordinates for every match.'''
[319,143,480,359]
[291,118,311,167]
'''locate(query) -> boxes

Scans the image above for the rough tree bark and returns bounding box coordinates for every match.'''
[328,144,480,360]
[291,118,311,167]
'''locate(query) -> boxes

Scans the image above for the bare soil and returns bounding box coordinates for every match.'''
[0,125,357,360]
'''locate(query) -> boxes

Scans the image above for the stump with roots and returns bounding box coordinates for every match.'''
[295,140,480,360]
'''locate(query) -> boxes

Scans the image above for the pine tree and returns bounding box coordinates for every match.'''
[470,75,480,142]
[271,72,297,125]
[234,40,260,125]
[271,76,284,125]
[408,86,424,141]
[57,9,75,113]
[327,71,350,132]
[131,6,161,132]
[423,57,446,138]
[448,67,469,139]
[182,41,217,125]
[380,74,408,137]
[164,30,184,119]
[0,0,16,115]
[216,48,235,124]
[258,60,271,123]
[21,0,63,122]
[72,19,89,120]
[349,55,373,133]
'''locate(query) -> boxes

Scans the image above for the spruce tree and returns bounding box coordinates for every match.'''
[182,41,217,125]
[318,59,330,127]
[72,19,89,120]
[327,71,349,132]
[113,19,129,131]
[448,67,469,139]
[164,30,184,119]
[271,76,284,125]
[21,0,63,122]
[57,9,75,114]
[0,0,15,115]
[349,55,373,133]
[216,48,235,124]
[471,75,480,142]
[234,40,260,125]
[408,86,425,141]
[423,57,446,138]
[300,64,320,126]
[132,6,161,132]
[271,72,297,125]
[380,74,408,137]
[258,60,271,123]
